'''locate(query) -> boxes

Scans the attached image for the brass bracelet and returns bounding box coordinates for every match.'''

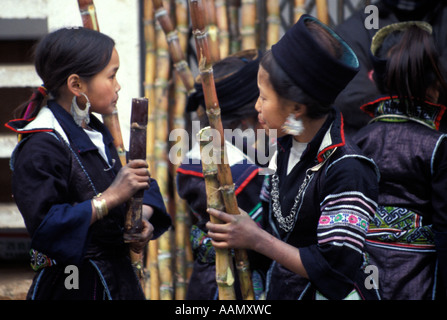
[93,193,108,220]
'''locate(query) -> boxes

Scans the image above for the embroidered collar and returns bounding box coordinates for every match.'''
[361,96,446,130]
[5,100,114,154]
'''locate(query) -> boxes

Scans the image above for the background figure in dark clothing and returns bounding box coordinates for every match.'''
[334,0,447,136]
[353,21,447,299]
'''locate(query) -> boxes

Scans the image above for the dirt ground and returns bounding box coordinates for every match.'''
[0,260,34,300]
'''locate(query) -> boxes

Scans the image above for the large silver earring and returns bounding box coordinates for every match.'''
[281,114,304,136]
[71,92,91,126]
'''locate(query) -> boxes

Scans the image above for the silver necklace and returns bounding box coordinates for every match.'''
[271,169,314,232]
[271,148,336,233]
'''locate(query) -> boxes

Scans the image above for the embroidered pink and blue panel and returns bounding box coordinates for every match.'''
[318,191,377,254]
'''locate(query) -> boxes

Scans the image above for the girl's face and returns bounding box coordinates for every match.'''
[85,48,121,115]
[255,66,295,137]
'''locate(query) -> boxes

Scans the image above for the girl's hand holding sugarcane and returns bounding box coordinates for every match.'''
[128,204,157,253]
[206,208,260,250]
[90,159,150,223]
[129,216,154,254]
[206,207,309,279]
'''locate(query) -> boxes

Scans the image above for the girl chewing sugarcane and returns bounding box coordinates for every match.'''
[5,27,171,300]
[206,15,380,300]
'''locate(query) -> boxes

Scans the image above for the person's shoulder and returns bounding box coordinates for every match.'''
[328,140,379,179]
[14,131,67,161]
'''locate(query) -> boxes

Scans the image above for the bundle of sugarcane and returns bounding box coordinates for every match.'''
[189,0,255,300]
[228,0,241,54]
[240,0,256,50]
[266,0,280,50]
[316,0,329,25]
[76,0,127,167]
[153,0,196,300]
[294,0,307,22]
[153,0,189,300]
[153,0,174,300]
[198,127,236,299]
[215,0,229,59]
[143,0,159,300]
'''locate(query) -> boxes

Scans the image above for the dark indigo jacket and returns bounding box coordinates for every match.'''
[262,108,379,300]
[6,101,171,299]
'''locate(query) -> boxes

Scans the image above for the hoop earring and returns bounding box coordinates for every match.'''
[71,92,91,126]
[281,114,304,136]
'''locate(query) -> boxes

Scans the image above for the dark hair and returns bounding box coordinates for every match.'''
[196,50,260,129]
[16,27,115,119]
[374,26,447,105]
[261,20,343,119]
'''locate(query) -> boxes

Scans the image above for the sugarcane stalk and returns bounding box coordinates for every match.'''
[153,0,195,94]
[76,0,127,166]
[148,239,160,299]
[175,0,195,288]
[189,0,255,300]
[102,110,127,166]
[144,0,157,174]
[124,98,149,241]
[228,0,241,54]
[215,0,229,59]
[154,1,174,299]
[203,0,221,63]
[294,0,306,22]
[171,41,189,302]
[266,0,280,50]
[175,0,190,54]
[77,0,100,31]
[316,0,329,25]
[199,127,236,300]
[143,0,158,299]
[123,98,149,283]
[240,0,256,50]
[172,70,189,300]
[174,194,188,299]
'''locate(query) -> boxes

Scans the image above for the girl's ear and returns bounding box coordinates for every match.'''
[67,74,84,97]
[293,102,306,118]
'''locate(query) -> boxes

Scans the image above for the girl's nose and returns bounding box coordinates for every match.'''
[254,96,261,112]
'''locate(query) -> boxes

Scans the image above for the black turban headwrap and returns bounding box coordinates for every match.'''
[271,14,360,105]
[185,50,261,117]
